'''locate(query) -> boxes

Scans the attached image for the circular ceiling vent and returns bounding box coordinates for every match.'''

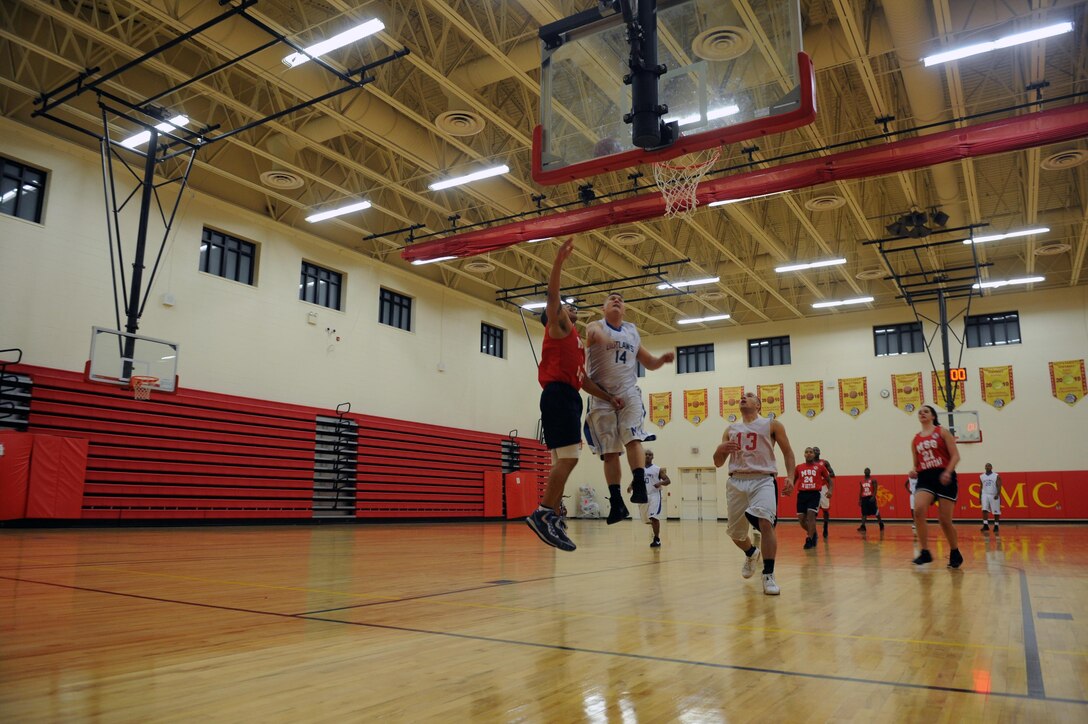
[464,260,495,273]
[260,169,304,190]
[1034,242,1071,256]
[692,26,753,61]
[435,110,486,137]
[700,290,727,301]
[804,195,846,212]
[611,231,645,246]
[1041,149,1088,171]
[855,267,885,280]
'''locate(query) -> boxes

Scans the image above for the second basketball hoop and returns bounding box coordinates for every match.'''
[652,148,720,219]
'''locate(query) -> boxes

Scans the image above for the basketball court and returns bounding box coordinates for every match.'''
[2,522,1086,719]
[2,0,1088,720]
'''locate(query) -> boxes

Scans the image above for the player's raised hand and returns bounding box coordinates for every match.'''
[555,236,575,264]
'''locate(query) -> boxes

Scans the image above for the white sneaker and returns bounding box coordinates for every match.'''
[762,573,780,595]
[741,548,761,579]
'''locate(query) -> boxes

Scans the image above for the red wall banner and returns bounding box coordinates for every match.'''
[808,470,1088,520]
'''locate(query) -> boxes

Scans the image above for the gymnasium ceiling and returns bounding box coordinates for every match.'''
[1,0,1086,333]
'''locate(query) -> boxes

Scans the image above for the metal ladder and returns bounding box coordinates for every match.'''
[312,403,358,519]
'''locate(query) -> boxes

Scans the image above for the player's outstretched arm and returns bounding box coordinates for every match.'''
[544,237,575,339]
[582,376,623,409]
[636,345,675,370]
[713,430,737,468]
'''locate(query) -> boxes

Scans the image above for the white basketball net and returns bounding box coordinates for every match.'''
[131,376,159,401]
[652,149,720,219]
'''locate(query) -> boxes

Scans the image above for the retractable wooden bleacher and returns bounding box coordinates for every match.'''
[4,364,548,521]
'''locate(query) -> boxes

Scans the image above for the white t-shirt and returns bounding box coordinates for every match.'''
[980,472,999,495]
[586,320,641,410]
[726,416,778,475]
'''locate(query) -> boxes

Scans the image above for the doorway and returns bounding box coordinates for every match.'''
[676,467,718,520]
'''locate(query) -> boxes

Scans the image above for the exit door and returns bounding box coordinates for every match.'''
[678,467,718,520]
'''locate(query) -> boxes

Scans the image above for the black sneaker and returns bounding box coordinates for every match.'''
[981,524,989,532]
[526,509,576,551]
[803,537,815,550]
[630,479,648,504]
[650,537,661,548]
[878,521,885,531]
[913,549,933,565]
[606,500,630,525]
[822,527,828,539]
[994,525,1000,535]
[948,549,964,569]
[857,524,867,532]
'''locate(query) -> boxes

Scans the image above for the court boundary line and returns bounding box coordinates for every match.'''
[1019,569,1047,698]
[3,574,1085,707]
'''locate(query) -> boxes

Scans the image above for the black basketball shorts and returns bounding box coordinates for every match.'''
[540,382,583,450]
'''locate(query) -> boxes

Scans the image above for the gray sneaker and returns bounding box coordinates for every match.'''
[526,509,576,551]
[741,548,762,579]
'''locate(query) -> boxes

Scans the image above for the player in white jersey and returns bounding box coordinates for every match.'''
[979,463,1003,534]
[713,392,796,595]
[905,472,919,532]
[584,292,675,525]
[629,450,670,547]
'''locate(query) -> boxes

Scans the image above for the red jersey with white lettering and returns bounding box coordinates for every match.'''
[794,462,829,491]
[912,428,951,471]
[860,478,875,497]
[538,328,585,390]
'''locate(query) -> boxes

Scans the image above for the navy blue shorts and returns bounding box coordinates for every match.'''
[540,382,583,450]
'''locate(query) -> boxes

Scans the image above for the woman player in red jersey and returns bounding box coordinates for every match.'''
[910,404,963,567]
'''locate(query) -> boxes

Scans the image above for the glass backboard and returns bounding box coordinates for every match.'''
[87,326,178,392]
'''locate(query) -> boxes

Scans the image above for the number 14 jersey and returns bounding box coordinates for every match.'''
[586,320,641,411]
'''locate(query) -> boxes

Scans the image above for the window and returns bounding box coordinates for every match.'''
[199,228,256,285]
[677,343,714,374]
[379,287,412,331]
[874,322,924,356]
[966,311,1020,347]
[481,322,504,358]
[299,261,343,310]
[748,335,791,368]
[1,157,46,223]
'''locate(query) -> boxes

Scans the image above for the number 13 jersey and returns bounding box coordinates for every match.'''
[586,320,641,411]
[726,417,777,475]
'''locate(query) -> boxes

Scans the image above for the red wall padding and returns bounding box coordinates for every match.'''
[7,364,550,521]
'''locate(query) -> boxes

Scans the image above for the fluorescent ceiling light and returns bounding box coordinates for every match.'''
[120,115,189,149]
[429,164,509,191]
[0,183,36,204]
[708,191,780,207]
[973,276,1045,290]
[678,314,731,324]
[656,277,720,290]
[283,19,385,67]
[923,21,1073,67]
[775,258,847,273]
[964,227,1049,244]
[665,104,740,127]
[812,296,874,309]
[527,237,552,243]
[411,256,456,266]
[522,297,574,310]
[305,199,372,222]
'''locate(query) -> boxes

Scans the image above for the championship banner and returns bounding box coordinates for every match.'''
[683,388,708,426]
[648,392,672,427]
[838,377,868,417]
[758,383,784,419]
[1050,359,1086,406]
[891,372,924,414]
[719,386,744,422]
[795,380,824,419]
[931,371,966,409]
[980,366,1015,409]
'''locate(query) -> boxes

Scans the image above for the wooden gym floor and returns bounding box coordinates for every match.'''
[1,520,1086,722]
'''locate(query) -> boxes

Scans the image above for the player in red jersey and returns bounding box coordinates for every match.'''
[526,237,620,552]
[910,404,963,567]
[813,446,835,538]
[792,447,829,549]
[857,468,884,532]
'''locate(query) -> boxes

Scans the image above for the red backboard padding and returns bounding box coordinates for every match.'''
[0,433,33,520]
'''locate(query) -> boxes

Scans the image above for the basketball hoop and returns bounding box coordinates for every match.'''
[652,149,720,219]
[130,375,159,401]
